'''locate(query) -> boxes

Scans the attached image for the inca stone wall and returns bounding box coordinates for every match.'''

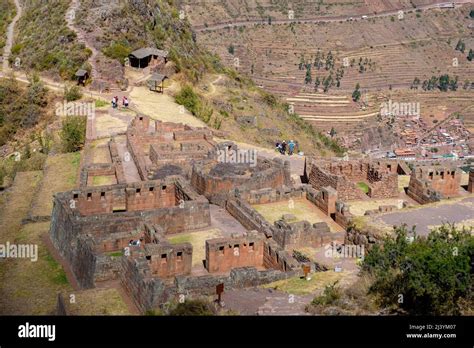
[308,159,398,201]
[205,232,265,273]
[191,157,291,206]
[49,176,210,288]
[407,165,461,204]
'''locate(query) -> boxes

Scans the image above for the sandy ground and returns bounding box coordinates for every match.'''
[129,86,206,128]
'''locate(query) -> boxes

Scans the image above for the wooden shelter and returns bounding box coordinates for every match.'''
[75,69,89,86]
[129,47,168,69]
[147,73,168,93]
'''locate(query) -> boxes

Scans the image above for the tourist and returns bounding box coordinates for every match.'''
[288,140,295,155]
[281,141,287,155]
[123,96,129,108]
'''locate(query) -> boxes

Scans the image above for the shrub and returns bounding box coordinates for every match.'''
[362,224,473,315]
[64,85,82,102]
[168,299,214,316]
[311,281,342,306]
[103,42,132,64]
[60,116,86,152]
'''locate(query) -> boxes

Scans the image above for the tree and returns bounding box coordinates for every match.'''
[468,49,474,62]
[299,55,305,70]
[325,51,334,70]
[352,83,361,102]
[330,127,336,138]
[314,76,320,91]
[439,74,450,91]
[362,224,473,315]
[323,75,332,92]
[455,39,465,53]
[449,76,458,91]
[268,16,272,25]
[304,66,312,84]
[228,44,235,55]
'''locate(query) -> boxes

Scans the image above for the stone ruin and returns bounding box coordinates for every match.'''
[50,176,210,288]
[307,159,399,201]
[53,116,443,313]
[80,138,125,187]
[126,114,216,180]
[191,143,291,206]
[407,165,461,204]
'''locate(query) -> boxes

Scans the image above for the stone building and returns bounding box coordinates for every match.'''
[407,165,461,204]
[308,159,399,201]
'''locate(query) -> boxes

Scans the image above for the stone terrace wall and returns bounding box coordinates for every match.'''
[144,243,193,278]
[226,199,273,237]
[205,233,265,273]
[191,158,291,206]
[271,220,340,250]
[308,160,398,201]
[263,239,299,271]
[469,169,474,193]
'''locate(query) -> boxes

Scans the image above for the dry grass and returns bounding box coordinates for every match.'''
[168,229,222,266]
[398,175,410,192]
[0,221,73,315]
[94,113,129,136]
[261,270,353,296]
[29,153,81,217]
[91,175,116,186]
[65,288,130,315]
[129,86,206,128]
[90,146,111,164]
[252,198,344,232]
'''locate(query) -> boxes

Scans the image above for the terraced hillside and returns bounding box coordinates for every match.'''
[180,0,460,29]
[191,2,474,150]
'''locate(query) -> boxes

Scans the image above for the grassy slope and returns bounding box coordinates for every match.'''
[78,0,343,156]
[0,172,74,314]
[12,0,91,79]
[0,0,16,52]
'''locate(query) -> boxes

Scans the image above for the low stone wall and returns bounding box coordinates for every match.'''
[469,170,474,193]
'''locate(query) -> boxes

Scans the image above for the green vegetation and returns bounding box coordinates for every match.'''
[60,116,86,152]
[0,0,16,50]
[0,76,49,146]
[362,224,473,315]
[45,253,69,285]
[95,99,108,108]
[311,281,341,305]
[13,0,91,79]
[352,83,361,102]
[168,299,214,316]
[102,41,132,64]
[63,85,82,102]
[357,182,369,194]
[421,74,459,92]
[175,85,213,123]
